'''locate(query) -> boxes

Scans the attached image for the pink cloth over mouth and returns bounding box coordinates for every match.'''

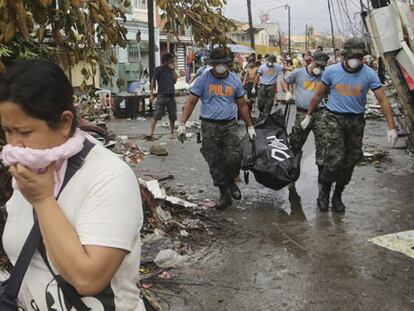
[1,129,90,196]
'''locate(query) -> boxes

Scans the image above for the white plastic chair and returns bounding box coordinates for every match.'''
[95,89,112,108]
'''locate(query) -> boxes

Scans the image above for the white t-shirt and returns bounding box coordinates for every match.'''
[3,144,146,311]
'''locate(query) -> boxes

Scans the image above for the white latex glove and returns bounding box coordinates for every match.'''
[247,126,256,140]
[285,91,293,101]
[301,114,312,130]
[177,124,187,143]
[251,87,256,95]
[387,128,398,147]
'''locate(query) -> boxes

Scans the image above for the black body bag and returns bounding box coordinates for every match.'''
[241,109,302,190]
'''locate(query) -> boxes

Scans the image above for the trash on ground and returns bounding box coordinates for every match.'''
[141,282,153,289]
[118,135,129,144]
[202,200,217,209]
[158,271,172,279]
[154,249,191,268]
[113,138,145,165]
[369,230,414,259]
[182,218,202,229]
[142,179,197,209]
[141,234,173,264]
[361,145,388,164]
[180,230,189,237]
[156,206,172,223]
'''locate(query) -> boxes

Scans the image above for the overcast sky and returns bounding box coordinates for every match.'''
[223,0,363,36]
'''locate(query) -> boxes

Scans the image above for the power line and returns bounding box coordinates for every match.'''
[336,0,385,39]
[330,0,348,39]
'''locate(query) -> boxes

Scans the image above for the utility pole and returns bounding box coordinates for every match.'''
[327,0,335,49]
[278,30,282,53]
[305,24,308,51]
[147,0,155,81]
[288,5,291,55]
[360,0,372,54]
[247,0,255,50]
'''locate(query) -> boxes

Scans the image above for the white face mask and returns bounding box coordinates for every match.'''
[215,64,228,74]
[267,62,274,67]
[347,59,362,69]
[312,67,322,75]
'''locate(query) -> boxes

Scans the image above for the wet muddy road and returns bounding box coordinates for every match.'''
[108,98,414,311]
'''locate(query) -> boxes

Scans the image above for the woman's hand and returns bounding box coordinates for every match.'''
[9,163,55,205]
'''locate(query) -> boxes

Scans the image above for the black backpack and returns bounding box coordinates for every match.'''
[241,109,302,190]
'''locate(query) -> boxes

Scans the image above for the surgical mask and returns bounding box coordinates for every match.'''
[312,67,322,75]
[347,59,362,69]
[267,62,274,67]
[215,64,228,74]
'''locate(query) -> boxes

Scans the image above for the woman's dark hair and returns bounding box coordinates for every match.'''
[161,53,173,64]
[0,59,77,132]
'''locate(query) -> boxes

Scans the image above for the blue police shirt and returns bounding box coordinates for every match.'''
[321,63,382,114]
[191,69,245,120]
[284,67,325,110]
[258,63,284,85]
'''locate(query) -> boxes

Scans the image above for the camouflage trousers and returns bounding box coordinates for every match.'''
[200,119,242,187]
[319,110,365,185]
[289,109,327,165]
[258,84,276,114]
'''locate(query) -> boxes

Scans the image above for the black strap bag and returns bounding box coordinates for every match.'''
[242,108,302,190]
[0,140,94,310]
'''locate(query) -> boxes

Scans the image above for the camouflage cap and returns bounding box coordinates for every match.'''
[344,38,366,56]
[210,47,232,63]
[268,55,277,62]
[313,51,329,66]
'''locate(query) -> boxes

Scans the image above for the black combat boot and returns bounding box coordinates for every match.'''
[317,183,331,212]
[216,185,232,210]
[332,183,346,212]
[228,180,242,200]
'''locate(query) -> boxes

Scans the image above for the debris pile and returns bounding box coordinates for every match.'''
[361,144,389,165]
[75,96,112,121]
[113,136,146,165]
[365,104,385,120]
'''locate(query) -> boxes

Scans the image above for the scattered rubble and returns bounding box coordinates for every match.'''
[76,95,112,121]
[361,144,389,164]
[365,105,385,119]
[112,137,146,165]
[155,206,172,224]
[154,249,191,269]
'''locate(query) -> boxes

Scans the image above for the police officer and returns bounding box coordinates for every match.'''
[281,52,330,175]
[302,38,397,212]
[188,57,211,85]
[252,55,285,114]
[177,47,256,209]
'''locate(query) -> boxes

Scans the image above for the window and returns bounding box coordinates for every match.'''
[128,41,140,62]
[133,0,147,10]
